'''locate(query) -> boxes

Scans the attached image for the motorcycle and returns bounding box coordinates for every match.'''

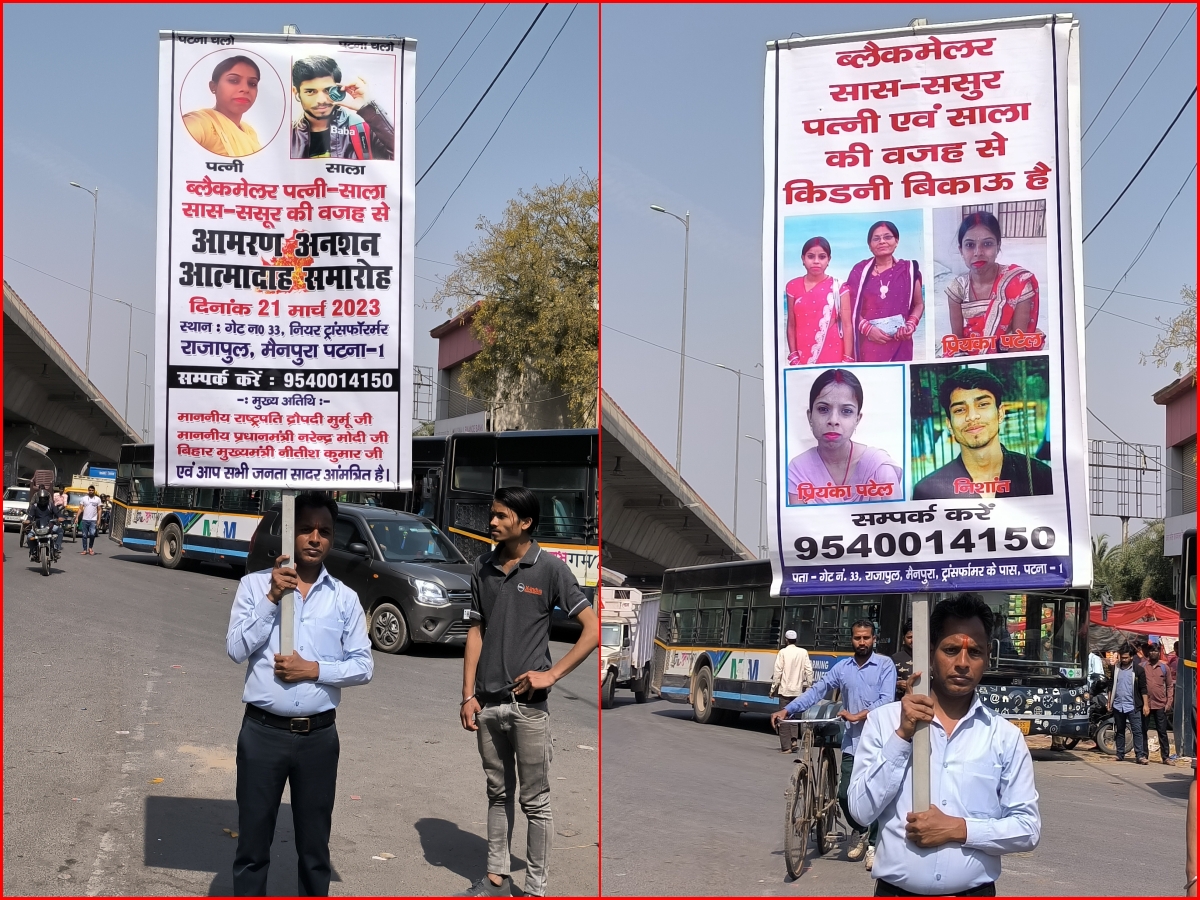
[27,522,61,576]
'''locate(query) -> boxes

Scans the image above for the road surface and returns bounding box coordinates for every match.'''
[3,530,598,896]
[600,693,1191,896]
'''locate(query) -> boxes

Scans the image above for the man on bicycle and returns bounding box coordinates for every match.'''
[771,619,896,871]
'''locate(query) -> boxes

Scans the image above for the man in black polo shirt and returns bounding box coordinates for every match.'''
[913,367,1053,501]
[458,486,599,897]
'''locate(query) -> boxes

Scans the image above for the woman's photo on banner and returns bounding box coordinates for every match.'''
[778,209,929,366]
[782,364,906,505]
[931,203,1050,358]
[180,49,287,157]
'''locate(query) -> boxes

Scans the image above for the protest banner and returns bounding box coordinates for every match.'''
[762,15,1088,596]
[154,30,415,490]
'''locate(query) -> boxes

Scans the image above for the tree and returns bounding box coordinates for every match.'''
[1102,521,1174,605]
[1140,284,1196,376]
[432,174,598,427]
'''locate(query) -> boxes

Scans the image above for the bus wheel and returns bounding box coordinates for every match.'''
[158,523,184,569]
[692,666,720,724]
[601,669,616,709]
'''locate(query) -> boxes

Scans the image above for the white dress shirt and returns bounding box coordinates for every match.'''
[848,696,1040,894]
[226,566,374,716]
[773,644,814,696]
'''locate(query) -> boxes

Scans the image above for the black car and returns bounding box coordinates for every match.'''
[247,504,473,654]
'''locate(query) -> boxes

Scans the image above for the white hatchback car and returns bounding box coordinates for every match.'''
[3,486,31,529]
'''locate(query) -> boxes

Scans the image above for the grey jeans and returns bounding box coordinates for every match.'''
[476,701,554,896]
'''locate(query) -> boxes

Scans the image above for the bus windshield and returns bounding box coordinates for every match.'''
[986,593,1085,674]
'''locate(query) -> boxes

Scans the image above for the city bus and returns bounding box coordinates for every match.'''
[110,430,599,586]
[650,558,1090,739]
[1176,530,1196,760]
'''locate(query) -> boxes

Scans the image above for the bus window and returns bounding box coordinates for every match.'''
[984,593,1083,675]
[747,589,781,647]
[161,487,194,508]
[672,592,699,642]
[783,600,817,649]
[454,466,493,493]
[697,593,725,643]
[499,465,590,541]
[194,489,218,511]
[220,490,262,514]
[726,607,749,645]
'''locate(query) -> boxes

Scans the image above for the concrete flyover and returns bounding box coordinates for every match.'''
[4,281,140,485]
[601,389,755,588]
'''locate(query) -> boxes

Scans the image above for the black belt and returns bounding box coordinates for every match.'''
[244,704,336,733]
[875,880,996,897]
[477,687,549,705]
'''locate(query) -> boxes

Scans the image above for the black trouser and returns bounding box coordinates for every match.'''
[1112,708,1145,760]
[233,715,340,896]
[1145,708,1171,760]
[875,879,996,896]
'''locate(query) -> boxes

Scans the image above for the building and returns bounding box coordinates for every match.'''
[429,303,572,433]
[1153,369,1196,587]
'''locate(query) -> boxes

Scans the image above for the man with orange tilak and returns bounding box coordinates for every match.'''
[848,594,1041,897]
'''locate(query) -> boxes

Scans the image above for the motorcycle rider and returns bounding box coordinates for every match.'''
[25,489,63,559]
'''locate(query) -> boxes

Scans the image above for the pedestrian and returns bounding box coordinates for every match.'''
[1087,649,1105,684]
[458,486,600,897]
[1108,641,1148,764]
[1143,641,1175,763]
[225,492,373,896]
[770,620,896,871]
[771,629,814,752]
[848,593,1041,896]
[893,619,914,701]
[76,484,103,555]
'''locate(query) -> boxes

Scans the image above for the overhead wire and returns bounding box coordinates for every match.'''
[1085,285,1189,306]
[1083,6,1196,168]
[1082,86,1195,243]
[416,4,485,103]
[417,5,509,128]
[417,4,549,186]
[3,254,152,313]
[603,324,764,380]
[1084,162,1196,328]
[418,4,578,246]
[1082,3,1170,137]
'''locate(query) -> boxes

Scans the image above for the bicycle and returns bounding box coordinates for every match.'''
[781,699,845,879]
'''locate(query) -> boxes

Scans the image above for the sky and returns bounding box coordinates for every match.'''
[600,3,1197,551]
[3,2,597,437]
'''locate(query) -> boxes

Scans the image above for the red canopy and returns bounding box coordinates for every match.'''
[1089,598,1181,637]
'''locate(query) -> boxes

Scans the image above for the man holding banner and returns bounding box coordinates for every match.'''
[226,493,373,896]
[848,595,1040,896]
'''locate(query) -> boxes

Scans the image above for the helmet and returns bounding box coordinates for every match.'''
[36,490,50,509]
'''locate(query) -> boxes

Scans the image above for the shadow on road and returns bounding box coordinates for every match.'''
[1143,772,1193,801]
[414,816,525,889]
[143,795,340,895]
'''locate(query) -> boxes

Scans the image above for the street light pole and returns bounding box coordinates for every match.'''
[714,364,744,537]
[744,434,766,557]
[134,350,150,440]
[69,182,99,380]
[650,204,690,473]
